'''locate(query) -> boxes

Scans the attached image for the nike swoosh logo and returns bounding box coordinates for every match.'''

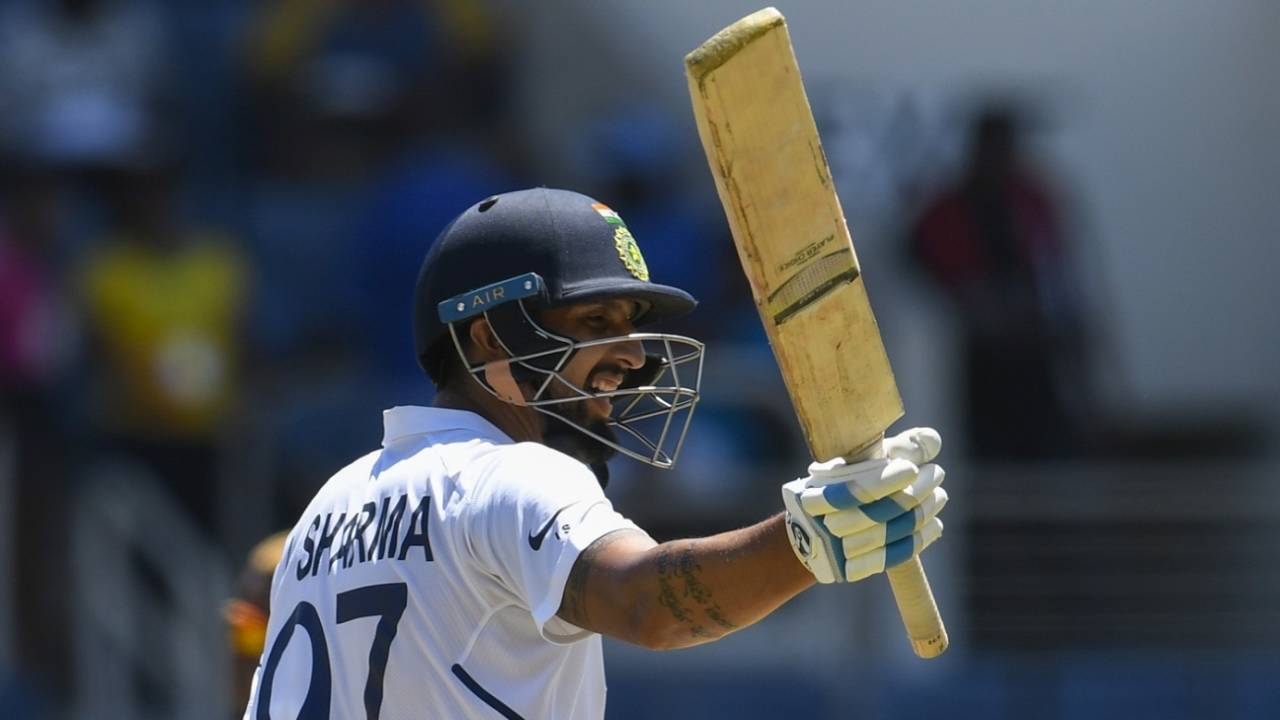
[528,508,567,551]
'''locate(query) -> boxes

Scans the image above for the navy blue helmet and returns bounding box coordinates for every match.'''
[411,187,704,471]
[413,187,696,380]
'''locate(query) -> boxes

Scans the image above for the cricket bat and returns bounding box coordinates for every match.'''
[685,7,948,658]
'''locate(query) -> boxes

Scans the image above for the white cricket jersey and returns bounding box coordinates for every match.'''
[243,406,642,720]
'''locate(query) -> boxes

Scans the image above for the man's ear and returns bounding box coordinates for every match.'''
[467,317,507,361]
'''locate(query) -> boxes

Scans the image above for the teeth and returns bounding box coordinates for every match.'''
[592,377,621,392]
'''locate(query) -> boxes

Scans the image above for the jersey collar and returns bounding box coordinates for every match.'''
[382,406,513,447]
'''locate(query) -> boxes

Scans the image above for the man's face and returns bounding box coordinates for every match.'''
[531,298,646,467]
[535,298,646,416]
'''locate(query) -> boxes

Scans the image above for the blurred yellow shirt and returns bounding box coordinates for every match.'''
[82,235,248,439]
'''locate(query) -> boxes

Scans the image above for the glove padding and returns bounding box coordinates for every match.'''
[782,427,947,584]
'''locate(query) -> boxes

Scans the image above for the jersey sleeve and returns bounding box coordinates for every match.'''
[461,443,641,643]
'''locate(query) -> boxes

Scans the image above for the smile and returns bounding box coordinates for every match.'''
[589,372,623,394]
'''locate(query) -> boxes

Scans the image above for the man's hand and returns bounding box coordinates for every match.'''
[781,427,947,584]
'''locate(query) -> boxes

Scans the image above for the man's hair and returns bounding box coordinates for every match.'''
[421,334,452,387]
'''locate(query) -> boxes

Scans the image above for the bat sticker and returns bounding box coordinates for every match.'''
[766,248,858,325]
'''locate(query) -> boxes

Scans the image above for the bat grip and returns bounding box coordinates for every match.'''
[851,438,949,658]
[886,558,948,658]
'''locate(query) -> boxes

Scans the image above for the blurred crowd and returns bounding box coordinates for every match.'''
[0,1,776,712]
[0,0,1180,717]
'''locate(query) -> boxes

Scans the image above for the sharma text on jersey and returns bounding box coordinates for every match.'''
[295,494,433,580]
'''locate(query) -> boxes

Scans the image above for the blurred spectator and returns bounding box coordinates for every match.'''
[0,172,75,399]
[77,164,250,536]
[224,530,286,717]
[0,0,174,175]
[0,166,77,706]
[909,104,1094,459]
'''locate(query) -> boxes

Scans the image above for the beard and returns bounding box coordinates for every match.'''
[542,400,617,488]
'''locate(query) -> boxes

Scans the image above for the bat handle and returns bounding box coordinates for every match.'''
[886,558,948,658]
[850,436,949,658]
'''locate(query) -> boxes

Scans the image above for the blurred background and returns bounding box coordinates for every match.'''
[0,0,1276,718]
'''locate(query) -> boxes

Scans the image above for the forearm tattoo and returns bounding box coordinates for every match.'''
[656,542,739,640]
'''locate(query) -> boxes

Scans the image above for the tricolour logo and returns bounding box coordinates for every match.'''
[592,202,625,225]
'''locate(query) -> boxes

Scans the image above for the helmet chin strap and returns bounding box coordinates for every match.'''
[481,360,528,406]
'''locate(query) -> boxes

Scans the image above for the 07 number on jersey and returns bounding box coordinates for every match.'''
[256,582,408,720]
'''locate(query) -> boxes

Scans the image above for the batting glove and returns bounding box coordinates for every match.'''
[782,427,947,584]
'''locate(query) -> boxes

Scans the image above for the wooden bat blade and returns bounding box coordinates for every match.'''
[686,7,901,461]
[686,6,948,658]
